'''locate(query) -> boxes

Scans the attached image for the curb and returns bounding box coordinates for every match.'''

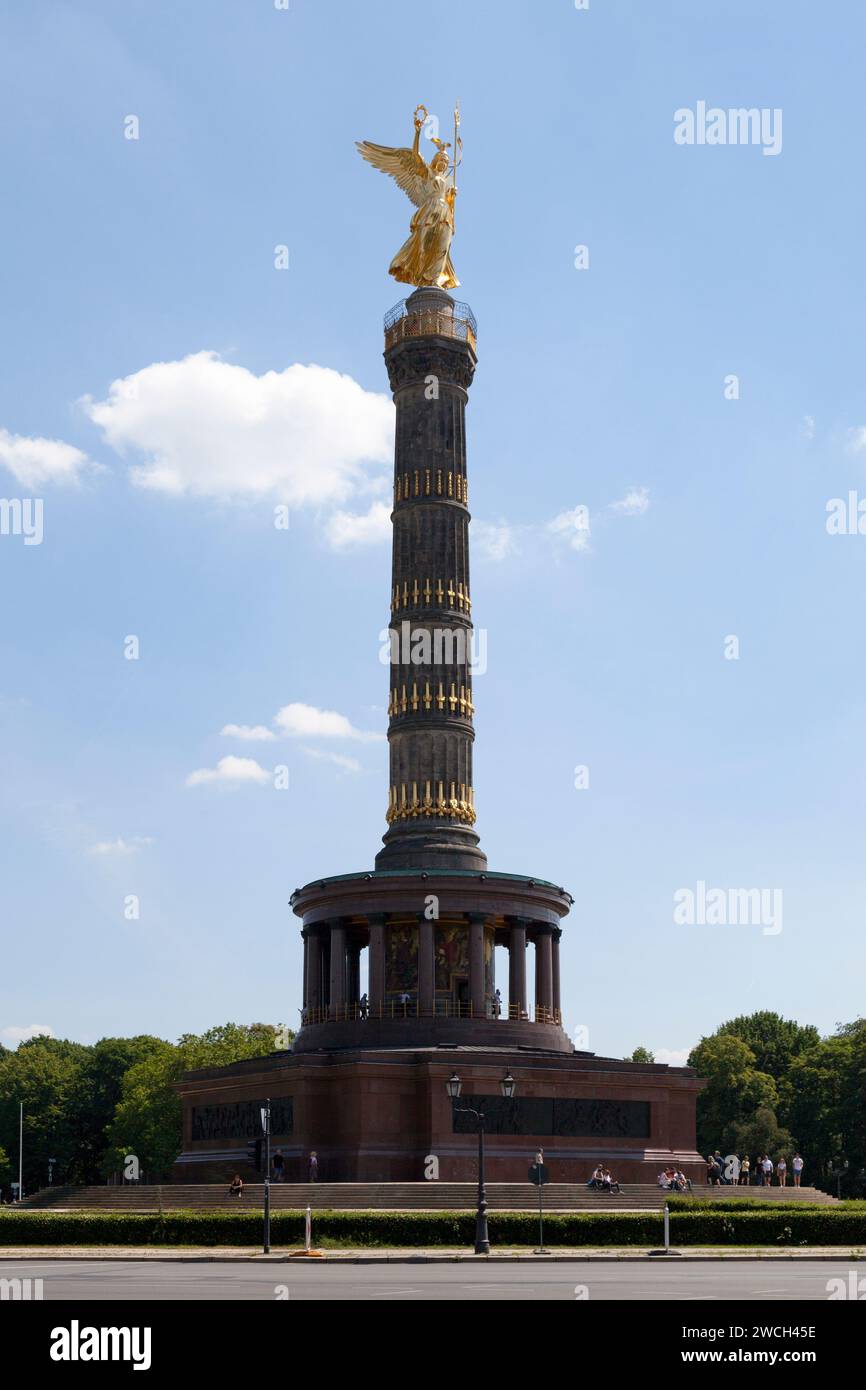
[1,1248,863,1263]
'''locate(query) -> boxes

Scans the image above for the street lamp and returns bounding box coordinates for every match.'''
[447,1070,517,1255]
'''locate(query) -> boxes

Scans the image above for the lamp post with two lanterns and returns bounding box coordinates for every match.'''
[446,1069,516,1255]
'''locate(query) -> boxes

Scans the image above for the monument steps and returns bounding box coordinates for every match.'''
[20,1183,837,1213]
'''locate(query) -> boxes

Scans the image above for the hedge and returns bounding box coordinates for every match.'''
[0,1207,864,1247]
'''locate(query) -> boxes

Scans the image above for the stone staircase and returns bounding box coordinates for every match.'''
[20,1182,837,1213]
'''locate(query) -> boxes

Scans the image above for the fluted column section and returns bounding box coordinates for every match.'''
[552,927,562,1021]
[368,915,386,1014]
[377,287,486,872]
[304,928,323,1016]
[329,921,346,1016]
[508,917,528,1019]
[417,914,435,1016]
[469,913,486,1017]
[534,925,554,1020]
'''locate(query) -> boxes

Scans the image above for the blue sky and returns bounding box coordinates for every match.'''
[1,0,864,1064]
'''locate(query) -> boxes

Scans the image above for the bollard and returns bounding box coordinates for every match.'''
[305,1204,312,1253]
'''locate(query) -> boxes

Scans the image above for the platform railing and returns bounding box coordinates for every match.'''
[300,1001,561,1027]
[383,298,477,352]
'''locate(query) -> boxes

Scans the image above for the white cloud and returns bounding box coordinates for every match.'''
[548,505,591,552]
[609,487,650,516]
[325,500,392,549]
[802,415,815,441]
[82,352,394,504]
[654,1047,691,1067]
[303,747,362,774]
[473,520,516,562]
[274,702,383,742]
[220,723,276,742]
[1,1024,54,1046]
[186,755,271,787]
[89,836,153,857]
[846,426,866,453]
[0,428,92,487]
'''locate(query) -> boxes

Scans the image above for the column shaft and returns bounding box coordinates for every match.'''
[368,917,386,1014]
[508,919,527,1019]
[469,915,485,1017]
[418,916,435,1016]
[329,922,346,1015]
[552,928,562,1022]
[306,930,323,1014]
[535,927,554,1020]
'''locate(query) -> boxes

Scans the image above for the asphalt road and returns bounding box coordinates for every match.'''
[0,1260,857,1301]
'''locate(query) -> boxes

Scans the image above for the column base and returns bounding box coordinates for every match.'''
[375,822,487,872]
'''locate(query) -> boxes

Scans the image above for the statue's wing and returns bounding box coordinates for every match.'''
[356,141,429,208]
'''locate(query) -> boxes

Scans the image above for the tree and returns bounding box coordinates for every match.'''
[0,1036,88,1193]
[730,1105,794,1161]
[715,1011,820,1096]
[688,1033,778,1155]
[787,1019,866,1194]
[66,1036,167,1183]
[104,1023,289,1180]
[626,1047,655,1064]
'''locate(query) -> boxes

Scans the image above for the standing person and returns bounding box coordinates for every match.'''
[272,1149,284,1183]
[308,1151,318,1183]
[740,1155,751,1185]
[762,1154,774,1187]
[792,1153,804,1188]
[493,988,502,1018]
[776,1155,787,1186]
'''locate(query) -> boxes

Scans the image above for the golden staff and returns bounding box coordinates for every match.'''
[452,101,462,191]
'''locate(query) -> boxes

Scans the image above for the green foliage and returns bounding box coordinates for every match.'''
[785,1019,866,1195]
[0,1145,11,1185]
[729,1105,794,1161]
[0,1206,863,1247]
[715,1012,820,1085]
[104,1023,287,1180]
[626,1047,655,1064]
[688,1032,778,1154]
[0,1023,292,1193]
[0,1036,89,1193]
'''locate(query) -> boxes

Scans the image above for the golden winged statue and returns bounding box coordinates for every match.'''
[356,104,461,289]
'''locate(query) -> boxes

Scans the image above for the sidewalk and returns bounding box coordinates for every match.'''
[1,1246,863,1262]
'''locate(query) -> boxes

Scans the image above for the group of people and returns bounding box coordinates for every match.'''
[586,1163,622,1193]
[705,1151,804,1186]
[227,1150,320,1198]
[658,1166,693,1192]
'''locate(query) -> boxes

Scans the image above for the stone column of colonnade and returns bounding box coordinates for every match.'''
[534,924,555,1022]
[507,917,528,1019]
[302,915,562,1024]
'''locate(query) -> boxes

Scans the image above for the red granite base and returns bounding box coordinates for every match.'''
[174,1046,706,1186]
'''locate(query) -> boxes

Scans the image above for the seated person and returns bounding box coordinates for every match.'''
[586,1164,605,1190]
[673,1169,692,1192]
[228,1174,244,1198]
[602,1167,621,1193]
